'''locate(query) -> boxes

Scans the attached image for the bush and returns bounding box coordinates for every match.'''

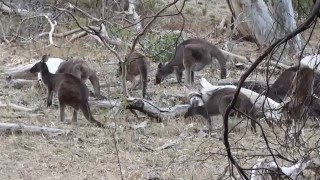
[107,24,135,41]
[293,0,314,20]
[144,31,184,62]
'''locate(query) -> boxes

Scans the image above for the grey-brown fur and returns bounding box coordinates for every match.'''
[56,59,101,97]
[283,67,320,121]
[31,55,104,127]
[184,88,257,132]
[155,38,227,84]
[267,66,320,103]
[117,52,149,98]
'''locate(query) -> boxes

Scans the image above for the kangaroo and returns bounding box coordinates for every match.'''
[56,59,101,97]
[30,55,104,127]
[266,66,320,103]
[266,66,300,103]
[116,51,149,98]
[184,88,257,133]
[30,58,102,98]
[155,38,227,84]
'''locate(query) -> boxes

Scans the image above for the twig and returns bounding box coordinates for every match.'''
[44,15,57,45]
[113,122,124,180]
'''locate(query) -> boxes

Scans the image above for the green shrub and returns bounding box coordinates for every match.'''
[107,24,135,41]
[144,31,184,62]
[138,0,166,14]
[293,0,314,20]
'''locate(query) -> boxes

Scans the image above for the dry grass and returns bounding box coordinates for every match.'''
[1,0,320,179]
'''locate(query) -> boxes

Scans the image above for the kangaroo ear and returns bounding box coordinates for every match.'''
[41,54,49,63]
[158,62,163,69]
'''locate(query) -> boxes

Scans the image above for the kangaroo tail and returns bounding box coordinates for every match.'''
[212,48,227,79]
[89,72,101,97]
[80,102,105,128]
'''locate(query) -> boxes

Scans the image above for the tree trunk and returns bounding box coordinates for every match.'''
[231,0,275,47]
[268,0,302,55]
[230,0,301,53]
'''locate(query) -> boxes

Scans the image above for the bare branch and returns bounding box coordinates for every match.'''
[68,3,101,22]
[129,0,184,54]
[44,15,57,45]
[0,122,64,137]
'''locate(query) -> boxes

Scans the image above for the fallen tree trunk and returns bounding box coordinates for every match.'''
[4,63,37,79]
[89,98,189,122]
[0,101,38,112]
[5,77,38,89]
[218,78,271,94]
[0,122,64,136]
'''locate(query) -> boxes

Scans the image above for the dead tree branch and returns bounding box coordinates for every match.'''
[0,100,38,112]
[0,122,64,136]
[4,63,37,79]
[89,98,189,122]
[44,15,57,45]
[129,0,183,54]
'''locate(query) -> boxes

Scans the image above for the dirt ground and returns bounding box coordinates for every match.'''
[1,0,320,179]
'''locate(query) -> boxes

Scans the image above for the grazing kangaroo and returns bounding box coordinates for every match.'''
[155,38,227,84]
[184,88,257,133]
[30,55,104,127]
[116,51,149,98]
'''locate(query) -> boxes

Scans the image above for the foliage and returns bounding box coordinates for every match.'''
[107,24,135,42]
[293,0,314,20]
[138,0,166,14]
[144,31,184,62]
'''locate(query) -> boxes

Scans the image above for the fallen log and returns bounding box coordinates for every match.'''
[0,122,64,136]
[4,63,37,79]
[5,76,38,89]
[89,98,189,122]
[126,98,189,121]
[218,78,271,94]
[0,101,38,112]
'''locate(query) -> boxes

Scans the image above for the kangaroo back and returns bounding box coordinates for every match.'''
[122,52,149,98]
[57,59,101,96]
[156,38,227,84]
[267,66,298,102]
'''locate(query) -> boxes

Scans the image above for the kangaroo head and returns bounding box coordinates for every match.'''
[30,61,42,73]
[30,54,49,73]
[184,101,198,118]
[155,62,164,84]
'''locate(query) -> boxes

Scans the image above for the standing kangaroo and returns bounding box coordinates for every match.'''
[30,55,104,127]
[155,38,227,84]
[31,58,102,99]
[56,59,101,97]
[184,88,257,133]
[116,51,149,98]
